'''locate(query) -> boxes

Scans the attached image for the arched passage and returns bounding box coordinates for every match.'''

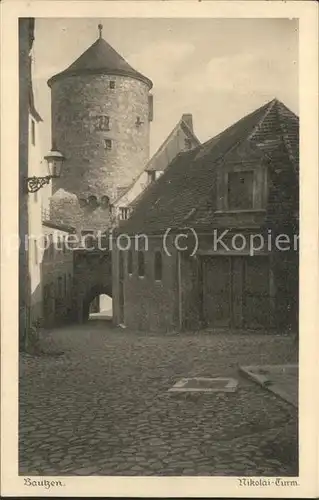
[82,284,112,323]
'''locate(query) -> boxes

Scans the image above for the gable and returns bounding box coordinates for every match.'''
[119,99,299,236]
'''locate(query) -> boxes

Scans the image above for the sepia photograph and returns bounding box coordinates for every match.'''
[1,1,318,498]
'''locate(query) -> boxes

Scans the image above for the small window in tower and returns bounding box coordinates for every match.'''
[95,115,110,131]
[184,138,192,150]
[101,195,110,208]
[109,80,115,89]
[135,116,144,128]
[88,195,98,209]
[104,139,112,150]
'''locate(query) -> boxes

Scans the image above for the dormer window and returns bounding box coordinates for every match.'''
[227,171,254,210]
[148,171,156,184]
[184,138,192,150]
[120,207,130,220]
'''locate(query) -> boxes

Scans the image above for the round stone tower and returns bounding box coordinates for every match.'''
[48,24,153,232]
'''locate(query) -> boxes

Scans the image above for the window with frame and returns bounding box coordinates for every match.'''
[95,115,110,131]
[104,139,112,150]
[120,207,130,220]
[109,80,115,89]
[147,171,156,184]
[127,250,133,275]
[227,171,254,210]
[138,251,145,277]
[154,251,162,281]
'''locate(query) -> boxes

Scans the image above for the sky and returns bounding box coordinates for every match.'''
[32,17,298,156]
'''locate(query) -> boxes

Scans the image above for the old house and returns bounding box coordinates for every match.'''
[112,99,299,333]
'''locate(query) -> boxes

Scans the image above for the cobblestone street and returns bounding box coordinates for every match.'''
[19,322,298,476]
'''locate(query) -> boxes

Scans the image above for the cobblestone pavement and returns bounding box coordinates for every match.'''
[19,321,298,476]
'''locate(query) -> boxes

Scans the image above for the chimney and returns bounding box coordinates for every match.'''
[182,113,193,132]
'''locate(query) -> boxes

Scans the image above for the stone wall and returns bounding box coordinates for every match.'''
[41,226,74,327]
[51,74,151,202]
[112,236,179,332]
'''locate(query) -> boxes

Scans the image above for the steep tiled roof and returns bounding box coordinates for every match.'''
[118,99,299,235]
[48,36,152,89]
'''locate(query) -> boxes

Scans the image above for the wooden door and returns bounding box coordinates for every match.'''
[243,257,270,328]
[203,257,231,327]
[202,256,270,329]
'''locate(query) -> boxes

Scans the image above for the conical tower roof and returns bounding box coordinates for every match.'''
[48,25,152,89]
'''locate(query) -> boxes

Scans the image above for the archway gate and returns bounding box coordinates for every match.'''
[72,248,112,323]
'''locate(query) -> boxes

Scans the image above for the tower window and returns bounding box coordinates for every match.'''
[88,195,98,208]
[101,195,110,208]
[135,116,144,128]
[95,115,110,131]
[109,80,115,89]
[184,138,192,150]
[104,139,112,150]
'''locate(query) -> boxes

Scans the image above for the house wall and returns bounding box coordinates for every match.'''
[41,226,74,327]
[112,236,179,332]
[28,113,43,324]
[112,231,298,333]
[19,19,31,347]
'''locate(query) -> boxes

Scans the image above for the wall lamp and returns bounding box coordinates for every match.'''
[26,149,65,194]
